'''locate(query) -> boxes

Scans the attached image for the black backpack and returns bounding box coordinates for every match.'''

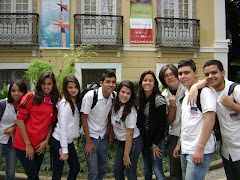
[81,82,101,109]
[0,99,7,121]
[196,83,239,142]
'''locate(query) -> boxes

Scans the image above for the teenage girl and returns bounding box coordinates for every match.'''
[137,70,167,180]
[111,80,143,180]
[0,79,27,180]
[13,71,59,179]
[50,75,81,179]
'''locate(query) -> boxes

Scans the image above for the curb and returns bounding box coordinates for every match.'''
[0,159,223,180]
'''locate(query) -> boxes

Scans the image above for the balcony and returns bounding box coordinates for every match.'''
[155,17,200,51]
[74,14,123,50]
[0,13,39,50]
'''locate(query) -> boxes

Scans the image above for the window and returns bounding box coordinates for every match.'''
[0,0,33,44]
[0,0,32,13]
[75,63,122,88]
[0,63,30,89]
[79,0,119,45]
[81,0,116,15]
[157,0,196,47]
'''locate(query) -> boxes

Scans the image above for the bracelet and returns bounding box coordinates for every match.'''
[169,105,176,109]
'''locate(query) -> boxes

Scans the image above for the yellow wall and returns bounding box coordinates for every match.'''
[0,0,217,82]
[196,0,215,47]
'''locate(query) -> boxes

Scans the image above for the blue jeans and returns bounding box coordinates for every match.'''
[0,137,17,180]
[222,155,240,180]
[142,137,165,180]
[181,152,214,180]
[114,135,143,180]
[82,135,108,180]
[50,136,80,180]
[15,148,44,180]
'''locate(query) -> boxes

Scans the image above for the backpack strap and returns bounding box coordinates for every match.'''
[228,82,238,96]
[0,99,7,121]
[196,88,203,112]
[91,89,98,109]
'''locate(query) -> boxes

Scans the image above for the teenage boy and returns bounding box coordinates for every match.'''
[81,69,117,180]
[173,59,216,180]
[203,60,240,180]
[159,64,186,180]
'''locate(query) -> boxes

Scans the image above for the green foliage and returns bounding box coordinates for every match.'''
[231,59,240,82]
[56,45,98,92]
[0,83,8,99]
[24,59,53,86]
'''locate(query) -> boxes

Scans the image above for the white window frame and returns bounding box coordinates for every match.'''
[75,63,122,88]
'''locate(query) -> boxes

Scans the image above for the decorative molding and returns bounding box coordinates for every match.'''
[75,63,122,87]
[0,63,30,69]
[123,46,156,51]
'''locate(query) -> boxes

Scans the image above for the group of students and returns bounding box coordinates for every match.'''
[0,59,239,180]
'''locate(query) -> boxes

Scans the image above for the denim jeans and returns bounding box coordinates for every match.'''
[168,135,182,180]
[114,135,143,180]
[142,136,165,180]
[50,136,80,180]
[0,137,17,180]
[222,155,240,180]
[82,135,108,180]
[181,152,214,180]
[15,148,44,180]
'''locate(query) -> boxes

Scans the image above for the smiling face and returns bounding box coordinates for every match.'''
[41,78,53,97]
[178,66,198,89]
[118,85,131,105]
[204,65,225,92]
[67,82,79,98]
[100,77,117,98]
[11,84,24,102]
[141,74,155,94]
[164,68,179,90]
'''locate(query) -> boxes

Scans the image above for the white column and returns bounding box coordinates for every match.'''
[214,0,229,77]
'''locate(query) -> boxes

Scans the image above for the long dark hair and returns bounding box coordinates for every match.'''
[33,71,59,109]
[8,79,28,104]
[137,70,160,114]
[114,80,136,122]
[62,75,81,115]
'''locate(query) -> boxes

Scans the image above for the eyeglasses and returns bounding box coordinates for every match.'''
[164,72,175,79]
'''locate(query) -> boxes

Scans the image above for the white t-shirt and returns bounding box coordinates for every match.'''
[162,83,186,136]
[181,87,216,154]
[216,79,240,162]
[0,99,16,144]
[80,87,116,139]
[111,106,140,141]
[52,98,80,154]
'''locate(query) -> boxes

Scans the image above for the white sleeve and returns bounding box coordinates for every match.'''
[125,107,137,129]
[58,102,71,154]
[201,87,217,114]
[80,90,94,114]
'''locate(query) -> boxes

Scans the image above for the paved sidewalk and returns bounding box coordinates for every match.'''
[0,159,225,180]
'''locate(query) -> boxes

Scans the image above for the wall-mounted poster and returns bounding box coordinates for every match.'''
[130,0,153,44]
[40,0,70,48]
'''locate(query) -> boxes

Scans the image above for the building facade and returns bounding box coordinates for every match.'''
[0,0,228,88]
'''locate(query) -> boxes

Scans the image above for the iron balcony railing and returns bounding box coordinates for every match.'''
[155,17,200,48]
[0,13,39,48]
[74,14,123,46]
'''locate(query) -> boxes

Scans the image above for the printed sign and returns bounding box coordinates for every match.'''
[40,0,70,48]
